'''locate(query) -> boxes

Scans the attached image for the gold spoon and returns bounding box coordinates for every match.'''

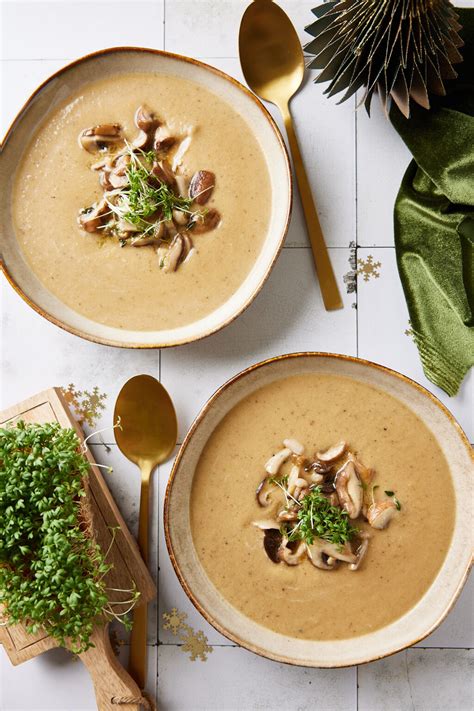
[114,374,177,691]
[239,0,343,311]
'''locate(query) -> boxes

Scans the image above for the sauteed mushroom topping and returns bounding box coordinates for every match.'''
[79,123,124,153]
[77,106,221,271]
[367,500,397,529]
[252,438,401,571]
[335,460,363,519]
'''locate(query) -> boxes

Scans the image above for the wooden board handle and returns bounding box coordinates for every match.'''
[79,626,150,711]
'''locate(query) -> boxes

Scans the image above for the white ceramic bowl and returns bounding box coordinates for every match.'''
[165,352,473,667]
[0,48,291,348]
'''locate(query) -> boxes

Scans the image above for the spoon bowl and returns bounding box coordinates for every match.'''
[114,375,177,467]
[114,374,177,691]
[239,0,304,104]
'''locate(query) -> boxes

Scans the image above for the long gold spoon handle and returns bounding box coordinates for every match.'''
[280,101,343,311]
[129,461,153,691]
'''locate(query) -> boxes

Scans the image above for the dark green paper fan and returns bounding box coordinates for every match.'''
[305,0,464,117]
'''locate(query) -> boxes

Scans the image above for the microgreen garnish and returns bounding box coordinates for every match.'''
[0,421,137,653]
[384,490,401,509]
[103,143,197,232]
[284,487,359,548]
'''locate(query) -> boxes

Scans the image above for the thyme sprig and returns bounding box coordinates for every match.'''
[0,421,136,653]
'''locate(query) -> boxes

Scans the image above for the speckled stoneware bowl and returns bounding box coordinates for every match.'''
[0,47,291,348]
[165,352,473,668]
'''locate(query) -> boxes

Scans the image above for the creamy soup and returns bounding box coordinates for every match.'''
[13,73,271,331]
[191,374,455,641]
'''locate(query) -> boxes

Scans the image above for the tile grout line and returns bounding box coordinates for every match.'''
[354,94,359,363]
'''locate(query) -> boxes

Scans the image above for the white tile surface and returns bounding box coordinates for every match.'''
[161,248,356,442]
[356,100,412,247]
[0,277,159,442]
[158,644,357,711]
[358,649,474,711]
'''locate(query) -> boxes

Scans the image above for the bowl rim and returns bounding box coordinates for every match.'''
[0,46,292,349]
[164,351,473,668]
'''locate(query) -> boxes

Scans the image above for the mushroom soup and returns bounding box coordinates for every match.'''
[12,72,272,331]
[191,373,455,641]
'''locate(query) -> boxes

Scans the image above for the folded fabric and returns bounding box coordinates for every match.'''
[390,7,474,396]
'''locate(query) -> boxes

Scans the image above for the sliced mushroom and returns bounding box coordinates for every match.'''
[79,124,123,153]
[154,126,176,155]
[349,532,370,571]
[152,159,175,185]
[108,171,129,189]
[117,219,140,234]
[302,469,324,485]
[112,152,131,176]
[188,208,221,234]
[295,485,310,501]
[325,492,340,508]
[78,199,108,232]
[172,135,192,172]
[335,460,363,519]
[181,232,194,261]
[264,448,291,476]
[287,464,301,496]
[135,104,160,132]
[367,500,397,529]
[278,539,306,566]
[130,232,161,247]
[256,476,274,507]
[174,174,189,198]
[159,234,183,273]
[276,508,299,522]
[316,441,347,463]
[189,170,215,205]
[305,459,332,475]
[172,208,188,226]
[252,519,280,530]
[307,538,356,570]
[283,438,305,455]
[133,129,154,151]
[91,156,113,172]
[99,170,114,191]
[263,529,283,564]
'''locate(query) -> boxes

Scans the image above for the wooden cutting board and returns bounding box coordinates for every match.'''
[0,388,157,711]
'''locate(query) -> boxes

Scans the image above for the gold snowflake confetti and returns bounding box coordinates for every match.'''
[61,384,107,427]
[162,608,213,662]
[162,607,188,636]
[357,255,382,282]
[180,628,213,662]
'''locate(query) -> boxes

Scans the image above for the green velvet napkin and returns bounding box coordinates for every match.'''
[390,7,474,396]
